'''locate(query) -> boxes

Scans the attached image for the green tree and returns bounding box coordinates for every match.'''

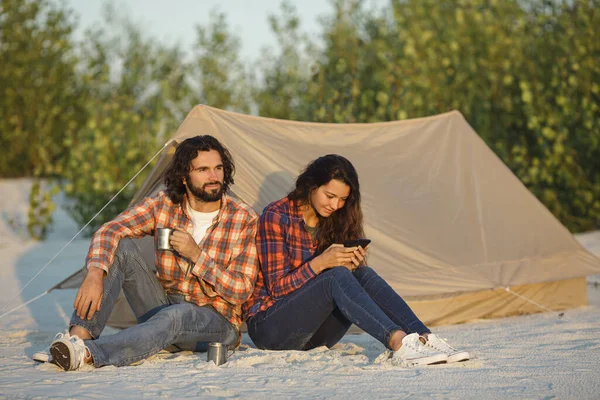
[60,7,252,234]
[191,9,252,112]
[254,0,600,231]
[511,0,600,231]
[60,7,192,234]
[252,1,315,120]
[0,0,83,178]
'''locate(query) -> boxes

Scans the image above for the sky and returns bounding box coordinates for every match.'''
[63,0,384,62]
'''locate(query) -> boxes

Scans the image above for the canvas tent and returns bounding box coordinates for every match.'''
[53,105,600,328]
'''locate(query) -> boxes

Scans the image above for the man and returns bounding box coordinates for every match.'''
[35,135,259,370]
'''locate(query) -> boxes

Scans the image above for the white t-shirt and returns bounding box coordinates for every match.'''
[187,204,219,244]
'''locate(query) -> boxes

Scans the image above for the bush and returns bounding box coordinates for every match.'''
[255,0,600,232]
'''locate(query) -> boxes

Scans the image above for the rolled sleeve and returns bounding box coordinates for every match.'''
[85,196,158,273]
[259,210,317,299]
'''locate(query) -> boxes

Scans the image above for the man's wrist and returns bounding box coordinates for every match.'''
[87,266,105,278]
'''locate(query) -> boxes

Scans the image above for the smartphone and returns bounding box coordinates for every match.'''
[343,238,371,248]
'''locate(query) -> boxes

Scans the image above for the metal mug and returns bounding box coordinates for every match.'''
[207,342,229,366]
[156,228,174,251]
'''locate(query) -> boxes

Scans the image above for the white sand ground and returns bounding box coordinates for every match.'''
[1,179,599,399]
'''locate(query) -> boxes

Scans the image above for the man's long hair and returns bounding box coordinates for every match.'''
[288,154,364,254]
[164,135,235,204]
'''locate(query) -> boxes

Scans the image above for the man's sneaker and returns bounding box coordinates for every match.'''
[32,330,71,363]
[424,333,470,363]
[392,333,448,367]
[50,334,88,371]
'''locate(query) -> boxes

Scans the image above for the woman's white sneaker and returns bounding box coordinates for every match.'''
[32,330,71,363]
[392,333,448,366]
[50,334,88,371]
[424,333,470,363]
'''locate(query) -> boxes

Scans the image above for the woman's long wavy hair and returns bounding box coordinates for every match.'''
[164,135,235,204]
[288,154,364,254]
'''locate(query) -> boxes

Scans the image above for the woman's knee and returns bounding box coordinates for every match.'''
[353,266,385,288]
[319,266,357,293]
[353,265,376,278]
[322,266,354,279]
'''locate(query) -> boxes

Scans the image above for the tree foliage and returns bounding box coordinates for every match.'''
[1,2,248,236]
[0,0,83,177]
[1,0,598,236]
[59,8,192,233]
[255,0,600,231]
[192,10,252,113]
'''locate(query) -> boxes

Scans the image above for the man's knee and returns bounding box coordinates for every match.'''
[113,238,149,273]
[115,238,139,258]
[152,304,188,332]
[159,303,202,324]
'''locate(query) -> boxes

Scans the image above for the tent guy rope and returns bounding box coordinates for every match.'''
[503,286,565,319]
[0,142,169,320]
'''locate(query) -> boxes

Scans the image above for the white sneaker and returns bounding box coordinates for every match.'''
[392,333,448,366]
[50,334,88,371]
[424,333,470,363]
[32,330,71,363]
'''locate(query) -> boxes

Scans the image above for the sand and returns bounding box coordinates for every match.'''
[1,179,599,399]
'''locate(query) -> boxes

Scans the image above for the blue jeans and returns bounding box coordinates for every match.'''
[247,266,430,351]
[70,239,238,367]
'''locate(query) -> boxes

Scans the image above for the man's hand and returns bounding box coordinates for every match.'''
[170,228,201,262]
[74,267,104,320]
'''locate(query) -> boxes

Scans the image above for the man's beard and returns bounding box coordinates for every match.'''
[187,181,224,202]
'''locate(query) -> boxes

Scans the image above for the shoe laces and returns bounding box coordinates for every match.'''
[68,335,85,349]
[68,335,88,367]
[405,335,438,355]
[41,330,70,353]
[426,335,455,353]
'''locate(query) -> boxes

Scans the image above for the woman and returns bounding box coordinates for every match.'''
[243,155,469,366]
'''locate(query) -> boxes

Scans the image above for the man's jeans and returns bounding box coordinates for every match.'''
[247,266,430,351]
[70,239,238,367]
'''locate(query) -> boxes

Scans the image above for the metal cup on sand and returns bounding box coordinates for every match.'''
[207,342,234,366]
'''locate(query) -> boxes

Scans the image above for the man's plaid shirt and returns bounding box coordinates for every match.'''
[243,197,318,318]
[86,191,259,332]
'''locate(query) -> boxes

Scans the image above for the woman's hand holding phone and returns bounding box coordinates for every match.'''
[343,239,370,270]
[310,243,368,274]
[351,245,367,269]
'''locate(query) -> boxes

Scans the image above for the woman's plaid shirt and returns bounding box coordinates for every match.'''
[243,197,318,318]
[85,191,259,331]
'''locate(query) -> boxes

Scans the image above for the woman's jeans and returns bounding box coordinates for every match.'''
[247,266,429,351]
[69,239,238,367]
